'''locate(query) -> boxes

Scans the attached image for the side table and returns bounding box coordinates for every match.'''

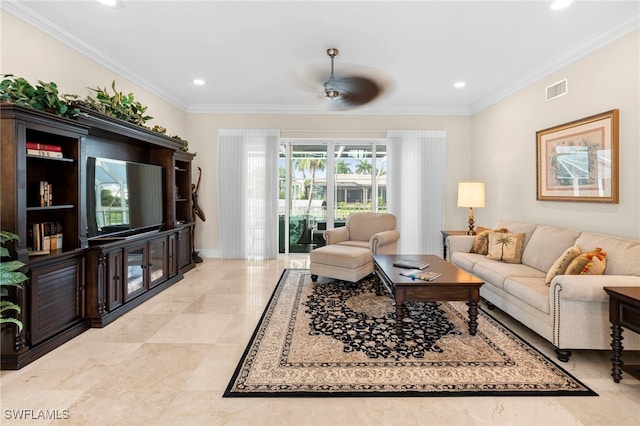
[441,230,468,261]
[603,286,640,383]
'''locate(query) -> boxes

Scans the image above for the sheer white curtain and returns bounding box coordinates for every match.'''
[386,130,446,255]
[217,129,280,259]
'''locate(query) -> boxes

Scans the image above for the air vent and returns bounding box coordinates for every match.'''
[546,79,568,101]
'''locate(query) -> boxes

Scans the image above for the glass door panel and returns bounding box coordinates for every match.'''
[148,237,167,288]
[289,144,327,253]
[334,144,376,221]
[278,145,287,253]
[124,243,146,301]
[279,139,386,253]
[375,144,387,212]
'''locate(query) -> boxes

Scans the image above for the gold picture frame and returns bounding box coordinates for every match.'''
[536,109,619,203]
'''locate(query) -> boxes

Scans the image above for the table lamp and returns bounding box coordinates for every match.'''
[457,182,485,235]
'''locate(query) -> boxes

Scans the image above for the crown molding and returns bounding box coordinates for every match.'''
[1,1,189,111]
[470,11,640,114]
[186,103,472,116]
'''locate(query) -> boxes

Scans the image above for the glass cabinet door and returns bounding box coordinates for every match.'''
[148,237,167,288]
[124,243,146,301]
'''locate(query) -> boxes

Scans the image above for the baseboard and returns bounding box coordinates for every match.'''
[197,249,221,258]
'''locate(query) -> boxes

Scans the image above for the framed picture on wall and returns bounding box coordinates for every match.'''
[536,109,619,203]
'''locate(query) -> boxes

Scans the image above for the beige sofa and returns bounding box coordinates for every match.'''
[447,219,640,361]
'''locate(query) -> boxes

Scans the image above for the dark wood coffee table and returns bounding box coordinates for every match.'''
[373,254,484,336]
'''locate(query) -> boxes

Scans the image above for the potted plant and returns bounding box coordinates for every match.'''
[0,231,27,332]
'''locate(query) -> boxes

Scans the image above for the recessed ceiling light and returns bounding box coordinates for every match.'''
[550,0,573,10]
[95,0,122,8]
[454,81,466,89]
[193,79,206,86]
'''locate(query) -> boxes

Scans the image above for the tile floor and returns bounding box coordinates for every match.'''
[1,256,639,426]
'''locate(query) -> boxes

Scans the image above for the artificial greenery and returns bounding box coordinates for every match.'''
[68,80,153,126]
[172,135,190,152]
[0,74,80,119]
[0,231,27,332]
[1,75,191,151]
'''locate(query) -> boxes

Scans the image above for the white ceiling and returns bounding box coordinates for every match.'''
[3,1,639,115]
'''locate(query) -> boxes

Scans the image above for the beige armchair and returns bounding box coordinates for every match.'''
[310,212,400,283]
[324,212,400,255]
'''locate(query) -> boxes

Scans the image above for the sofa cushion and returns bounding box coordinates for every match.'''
[472,261,544,289]
[545,245,581,286]
[337,240,370,250]
[522,225,581,272]
[503,277,550,314]
[451,252,487,272]
[487,232,525,263]
[565,247,607,275]
[574,233,640,276]
[347,212,396,242]
[310,245,372,268]
[494,220,539,248]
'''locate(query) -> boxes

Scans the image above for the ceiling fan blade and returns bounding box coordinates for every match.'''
[329,76,382,108]
[294,48,390,110]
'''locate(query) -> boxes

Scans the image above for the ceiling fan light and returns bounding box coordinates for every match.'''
[324,78,341,99]
[325,89,341,99]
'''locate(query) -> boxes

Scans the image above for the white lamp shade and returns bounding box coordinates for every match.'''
[457,182,485,208]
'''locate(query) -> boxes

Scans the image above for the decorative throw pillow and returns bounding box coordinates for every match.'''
[470,227,509,255]
[582,256,606,275]
[486,232,526,264]
[565,247,607,275]
[545,245,581,286]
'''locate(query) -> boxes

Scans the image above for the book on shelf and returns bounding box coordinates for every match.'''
[41,222,51,252]
[27,221,63,253]
[55,221,63,250]
[393,259,430,269]
[38,181,53,206]
[26,148,64,158]
[26,142,63,158]
[399,269,442,281]
[26,142,62,152]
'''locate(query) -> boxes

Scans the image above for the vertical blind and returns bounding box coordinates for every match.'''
[387,130,446,255]
[217,129,280,259]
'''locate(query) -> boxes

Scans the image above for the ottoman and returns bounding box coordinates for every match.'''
[309,245,374,283]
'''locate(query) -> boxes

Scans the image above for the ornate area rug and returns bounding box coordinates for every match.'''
[224,269,597,397]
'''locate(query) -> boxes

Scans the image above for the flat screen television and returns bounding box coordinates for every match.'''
[87,157,164,238]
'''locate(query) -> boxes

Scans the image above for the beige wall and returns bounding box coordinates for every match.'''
[471,30,639,239]
[3,10,638,253]
[0,11,187,136]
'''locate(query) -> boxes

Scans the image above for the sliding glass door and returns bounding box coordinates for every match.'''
[333,143,387,222]
[279,140,386,253]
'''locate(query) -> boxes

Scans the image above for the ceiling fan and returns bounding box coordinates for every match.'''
[296,48,388,110]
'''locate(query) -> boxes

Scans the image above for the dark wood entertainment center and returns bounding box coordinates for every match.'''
[1,104,196,369]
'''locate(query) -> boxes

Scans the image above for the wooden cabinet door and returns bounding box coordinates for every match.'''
[148,237,168,288]
[29,256,85,345]
[106,249,124,311]
[178,227,192,269]
[168,233,178,278]
[124,243,147,302]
